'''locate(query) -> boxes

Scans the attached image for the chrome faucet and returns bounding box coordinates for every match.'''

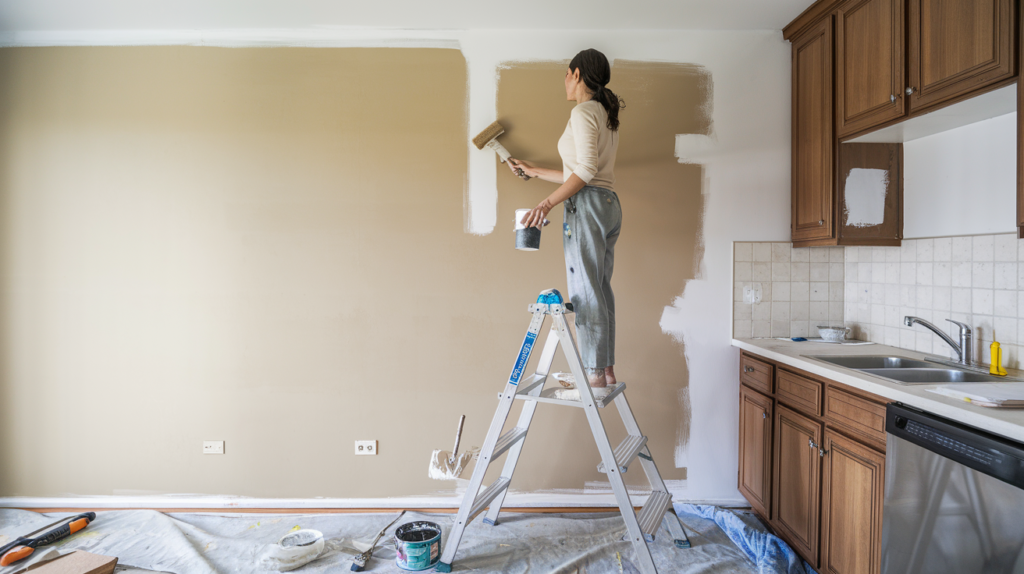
[904,316,972,366]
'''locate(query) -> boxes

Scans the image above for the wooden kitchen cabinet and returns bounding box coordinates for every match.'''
[820,430,885,574]
[836,0,906,137]
[738,350,888,572]
[908,0,1016,113]
[792,17,835,244]
[738,386,773,517]
[773,404,823,565]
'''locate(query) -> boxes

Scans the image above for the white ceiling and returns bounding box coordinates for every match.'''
[0,0,816,32]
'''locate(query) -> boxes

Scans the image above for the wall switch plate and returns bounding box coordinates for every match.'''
[355,440,377,456]
[203,440,225,455]
[743,283,763,304]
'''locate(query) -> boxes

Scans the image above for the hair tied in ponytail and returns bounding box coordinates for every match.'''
[569,49,624,131]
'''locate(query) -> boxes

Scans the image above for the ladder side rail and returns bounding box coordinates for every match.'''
[552,313,660,574]
[613,392,692,548]
[483,327,561,525]
[438,310,548,569]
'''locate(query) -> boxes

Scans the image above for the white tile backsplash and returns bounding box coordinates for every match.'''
[843,233,1024,369]
[734,234,1024,369]
[734,242,845,339]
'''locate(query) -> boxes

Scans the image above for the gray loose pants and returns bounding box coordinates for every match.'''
[563,185,622,369]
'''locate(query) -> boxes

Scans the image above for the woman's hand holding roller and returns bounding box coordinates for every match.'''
[507,158,538,179]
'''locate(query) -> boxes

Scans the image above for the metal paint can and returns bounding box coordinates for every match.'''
[514,209,541,251]
[394,521,441,571]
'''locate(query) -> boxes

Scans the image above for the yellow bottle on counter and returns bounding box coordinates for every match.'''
[990,342,1008,376]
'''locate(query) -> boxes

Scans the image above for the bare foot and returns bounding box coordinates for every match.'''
[586,368,607,388]
[605,366,617,386]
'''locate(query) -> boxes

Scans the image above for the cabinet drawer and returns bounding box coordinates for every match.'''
[777,370,823,416]
[825,386,887,443]
[741,354,774,394]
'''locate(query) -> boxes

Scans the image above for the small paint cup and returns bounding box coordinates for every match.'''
[395,521,442,571]
[515,209,541,251]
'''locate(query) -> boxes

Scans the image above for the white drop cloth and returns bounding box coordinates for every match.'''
[0,506,774,574]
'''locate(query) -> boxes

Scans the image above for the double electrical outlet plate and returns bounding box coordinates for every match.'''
[203,440,377,455]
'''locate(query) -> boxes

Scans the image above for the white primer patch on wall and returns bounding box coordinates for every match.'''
[844,168,888,228]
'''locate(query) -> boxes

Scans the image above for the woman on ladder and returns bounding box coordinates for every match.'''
[511,48,624,399]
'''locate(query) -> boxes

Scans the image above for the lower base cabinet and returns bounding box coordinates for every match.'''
[739,386,773,517]
[820,431,885,574]
[773,404,823,565]
[737,351,887,574]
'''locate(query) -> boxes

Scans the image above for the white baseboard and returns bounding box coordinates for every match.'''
[0,493,748,510]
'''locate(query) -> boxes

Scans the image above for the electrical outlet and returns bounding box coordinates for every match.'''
[203,440,225,455]
[355,440,377,456]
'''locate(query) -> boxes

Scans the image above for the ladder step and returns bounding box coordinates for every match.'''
[597,435,648,474]
[511,382,628,408]
[492,427,528,459]
[636,491,672,543]
[469,477,511,520]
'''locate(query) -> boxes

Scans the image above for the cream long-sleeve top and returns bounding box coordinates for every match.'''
[557,100,618,192]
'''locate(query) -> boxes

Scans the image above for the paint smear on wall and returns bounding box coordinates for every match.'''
[494,60,712,490]
[844,168,888,227]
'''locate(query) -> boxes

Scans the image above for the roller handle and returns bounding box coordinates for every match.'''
[450,415,466,465]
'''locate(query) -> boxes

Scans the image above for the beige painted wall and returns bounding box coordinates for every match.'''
[0,46,710,498]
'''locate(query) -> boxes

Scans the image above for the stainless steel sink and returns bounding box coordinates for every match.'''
[809,355,935,369]
[806,354,1019,384]
[858,368,1009,384]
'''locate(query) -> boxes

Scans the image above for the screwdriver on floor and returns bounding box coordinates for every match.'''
[0,512,96,566]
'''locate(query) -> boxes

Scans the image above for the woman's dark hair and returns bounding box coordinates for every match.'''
[569,48,625,131]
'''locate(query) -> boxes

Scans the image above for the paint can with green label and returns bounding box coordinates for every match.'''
[394,521,441,571]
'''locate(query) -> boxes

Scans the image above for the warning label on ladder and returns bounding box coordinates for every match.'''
[510,331,537,386]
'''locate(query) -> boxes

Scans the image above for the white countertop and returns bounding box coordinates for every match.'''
[732,338,1024,444]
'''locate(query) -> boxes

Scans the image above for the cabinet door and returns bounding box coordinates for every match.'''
[1019,10,1024,235]
[773,404,823,566]
[909,0,1015,112]
[792,18,835,244]
[820,431,885,574]
[738,386,773,517]
[836,0,906,137]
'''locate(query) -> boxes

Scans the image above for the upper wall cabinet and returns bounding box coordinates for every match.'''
[784,0,1019,243]
[908,0,1016,112]
[836,0,906,138]
[792,18,835,244]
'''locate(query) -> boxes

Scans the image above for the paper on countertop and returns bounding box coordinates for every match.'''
[928,383,1024,408]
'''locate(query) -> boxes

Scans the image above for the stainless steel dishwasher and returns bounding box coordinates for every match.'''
[883,403,1024,574]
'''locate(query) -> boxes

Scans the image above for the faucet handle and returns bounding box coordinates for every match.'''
[946,319,971,333]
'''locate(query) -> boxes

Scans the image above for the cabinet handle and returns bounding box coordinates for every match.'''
[819,447,829,458]
[906,87,915,95]
[808,439,818,449]
[762,412,767,419]
[744,366,755,373]
[818,220,824,225]
[890,94,896,103]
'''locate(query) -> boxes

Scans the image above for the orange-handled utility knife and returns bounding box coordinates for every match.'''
[0,512,95,566]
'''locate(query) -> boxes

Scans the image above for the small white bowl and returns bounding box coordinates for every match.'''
[817,325,850,343]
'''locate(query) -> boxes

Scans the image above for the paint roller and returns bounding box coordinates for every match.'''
[428,415,476,480]
[473,121,530,181]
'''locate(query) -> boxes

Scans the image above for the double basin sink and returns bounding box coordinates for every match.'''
[808,355,1016,385]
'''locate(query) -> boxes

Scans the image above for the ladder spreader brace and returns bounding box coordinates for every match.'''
[436,289,690,574]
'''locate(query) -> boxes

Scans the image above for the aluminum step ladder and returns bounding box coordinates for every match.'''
[436,289,690,574]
